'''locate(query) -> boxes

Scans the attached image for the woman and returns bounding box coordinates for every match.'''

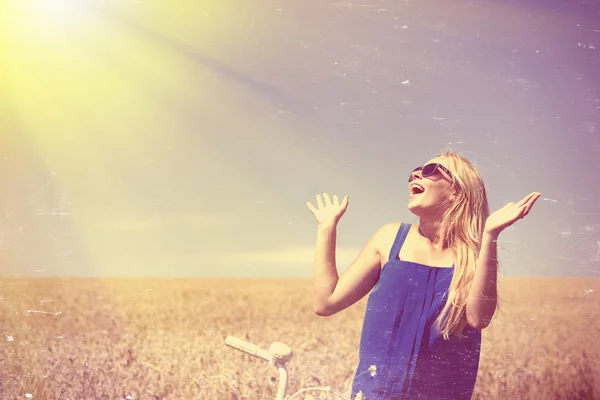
[306,150,540,400]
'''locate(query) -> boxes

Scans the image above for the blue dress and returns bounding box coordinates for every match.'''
[351,223,481,400]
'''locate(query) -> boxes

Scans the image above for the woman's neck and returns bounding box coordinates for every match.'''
[417,219,448,251]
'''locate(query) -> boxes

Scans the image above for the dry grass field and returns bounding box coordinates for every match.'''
[1,276,599,400]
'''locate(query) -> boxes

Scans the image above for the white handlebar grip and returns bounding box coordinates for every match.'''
[269,342,293,363]
[225,336,260,355]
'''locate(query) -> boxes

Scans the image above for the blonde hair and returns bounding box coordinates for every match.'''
[432,149,500,339]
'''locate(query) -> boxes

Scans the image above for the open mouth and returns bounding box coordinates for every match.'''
[410,183,425,195]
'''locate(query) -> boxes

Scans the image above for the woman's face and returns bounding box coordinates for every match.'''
[407,157,456,219]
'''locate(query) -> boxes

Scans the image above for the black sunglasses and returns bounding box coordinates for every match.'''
[408,163,453,182]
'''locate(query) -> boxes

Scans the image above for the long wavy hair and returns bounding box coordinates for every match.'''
[432,149,500,339]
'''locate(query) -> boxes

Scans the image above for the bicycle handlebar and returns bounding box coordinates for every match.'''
[225,335,350,400]
[225,336,292,400]
[225,336,274,362]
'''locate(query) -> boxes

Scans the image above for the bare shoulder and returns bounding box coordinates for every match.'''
[373,222,402,258]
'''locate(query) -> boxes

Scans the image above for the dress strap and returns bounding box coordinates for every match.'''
[388,223,411,262]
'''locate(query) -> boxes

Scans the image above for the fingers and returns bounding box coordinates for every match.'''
[525,192,541,207]
[515,192,541,219]
[317,194,324,208]
[341,194,349,210]
[306,201,317,214]
[309,193,348,210]
[333,194,340,207]
[517,192,539,207]
[323,193,333,207]
[521,193,541,218]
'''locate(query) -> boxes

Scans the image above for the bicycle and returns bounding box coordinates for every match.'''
[225,336,364,400]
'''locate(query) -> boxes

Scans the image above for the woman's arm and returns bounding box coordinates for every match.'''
[465,231,499,329]
[313,223,395,316]
[466,191,541,329]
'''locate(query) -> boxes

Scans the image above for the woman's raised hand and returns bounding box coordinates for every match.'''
[485,192,541,236]
[306,193,349,228]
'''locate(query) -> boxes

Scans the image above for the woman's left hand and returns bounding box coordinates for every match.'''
[484,192,541,237]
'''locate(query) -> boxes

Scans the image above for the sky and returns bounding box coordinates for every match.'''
[0,0,599,278]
